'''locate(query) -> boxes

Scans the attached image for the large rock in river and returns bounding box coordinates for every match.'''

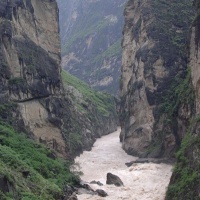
[106,173,124,187]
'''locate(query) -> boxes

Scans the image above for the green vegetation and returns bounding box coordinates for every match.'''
[146,69,195,157]
[166,128,200,200]
[61,70,116,117]
[63,128,83,155]
[93,39,122,64]
[160,69,195,123]
[62,18,109,55]
[0,121,79,199]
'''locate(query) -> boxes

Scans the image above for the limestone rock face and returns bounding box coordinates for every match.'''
[0,0,118,158]
[190,4,200,115]
[120,0,194,157]
[0,0,66,156]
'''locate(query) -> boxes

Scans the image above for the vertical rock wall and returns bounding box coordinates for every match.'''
[166,1,200,199]
[0,0,67,156]
[0,0,118,158]
[120,0,194,157]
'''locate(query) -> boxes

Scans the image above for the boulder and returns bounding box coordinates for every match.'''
[77,181,96,195]
[64,185,77,200]
[96,189,108,197]
[90,180,103,186]
[106,173,124,187]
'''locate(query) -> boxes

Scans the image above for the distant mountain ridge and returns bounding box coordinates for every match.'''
[57,0,126,96]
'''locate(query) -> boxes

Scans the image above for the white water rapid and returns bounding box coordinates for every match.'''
[75,127,173,200]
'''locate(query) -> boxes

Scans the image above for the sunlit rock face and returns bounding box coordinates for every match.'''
[0,0,67,156]
[119,0,194,158]
[0,0,118,158]
[0,0,62,101]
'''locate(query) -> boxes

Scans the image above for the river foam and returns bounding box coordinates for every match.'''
[75,127,172,200]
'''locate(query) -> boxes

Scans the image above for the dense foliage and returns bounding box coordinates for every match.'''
[0,122,79,199]
[166,120,200,200]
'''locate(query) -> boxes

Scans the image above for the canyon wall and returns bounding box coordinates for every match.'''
[0,0,117,158]
[166,0,200,198]
[120,0,194,158]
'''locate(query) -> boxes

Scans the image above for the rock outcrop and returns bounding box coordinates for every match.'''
[0,0,118,159]
[57,0,126,96]
[120,0,194,158]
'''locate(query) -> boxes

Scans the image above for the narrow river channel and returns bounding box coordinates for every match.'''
[75,127,172,200]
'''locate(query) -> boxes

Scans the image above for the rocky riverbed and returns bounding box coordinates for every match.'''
[75,127,172,200]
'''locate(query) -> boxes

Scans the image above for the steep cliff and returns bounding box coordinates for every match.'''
[0,0,67,156]
[0,0,117,156]
[120,0,194,158]
[62,70,118,155]
[166,1,200,199]
[0,0,118,198]
[57,0,126,96]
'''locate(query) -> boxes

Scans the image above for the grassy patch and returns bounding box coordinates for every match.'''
[61,70,116,117]
[160,69,194,124]
[93,39,122,64]
[166,130,200,200]
[62,18,109,55]
[0,122,79,199]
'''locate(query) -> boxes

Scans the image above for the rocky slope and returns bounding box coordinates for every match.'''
[57,0,126,96]
[61,70,117,156]
[119,0,194,158]
[0,0,117,198]
[166,0,200,199]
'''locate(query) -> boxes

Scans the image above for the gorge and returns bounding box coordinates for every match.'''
[0,0,199,199]
[57,0,126,96]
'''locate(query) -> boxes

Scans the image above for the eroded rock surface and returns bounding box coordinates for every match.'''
[120,0,194,157]
[166,1,200,199]
[0,0,118,158]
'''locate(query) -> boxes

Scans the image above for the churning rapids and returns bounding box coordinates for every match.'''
[75,127,172,200]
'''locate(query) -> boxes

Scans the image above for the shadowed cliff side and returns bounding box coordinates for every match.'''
[166,1,200,199]
[119,0,194,158]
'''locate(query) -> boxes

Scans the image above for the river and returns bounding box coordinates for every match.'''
[75,127,172,200]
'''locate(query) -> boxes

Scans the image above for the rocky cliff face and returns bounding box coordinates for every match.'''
[166,1,200,199]
[57,0,126,96]
[120,0,194,158]
[0,0,117,158]
[0,0,67,156]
